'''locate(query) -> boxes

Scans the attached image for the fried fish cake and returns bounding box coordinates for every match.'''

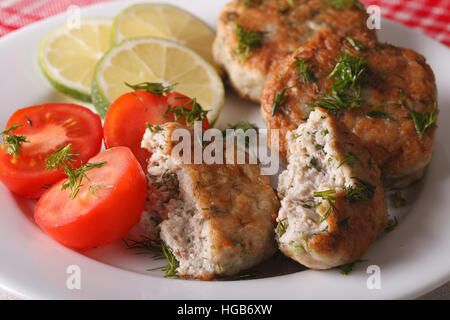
[261,30,438,188]
[140,122,280,280]
[213,0,376,102]
[276,108,388,269]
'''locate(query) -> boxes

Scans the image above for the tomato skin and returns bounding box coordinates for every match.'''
[0,104,103,198]
[34,147,147,250]
[103,91,210,170]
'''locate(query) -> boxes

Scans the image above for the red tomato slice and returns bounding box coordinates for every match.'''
[0,104,103,198]
[103,91,210,170]
[34,146,147,250]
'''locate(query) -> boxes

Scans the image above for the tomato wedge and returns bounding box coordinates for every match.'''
[35,147,147,250]
[0,104,102,198]
[103,90,210,170]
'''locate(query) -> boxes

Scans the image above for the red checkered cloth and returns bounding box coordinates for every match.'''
[0,0,449,46]
[361,0,450,46]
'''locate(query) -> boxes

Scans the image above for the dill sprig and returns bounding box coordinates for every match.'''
[314,189,337,224]
[145,123,163,133]
[338,259,366,275]
[337,152,360,168]
[233,22,264,59]
[1,124,29,158]
[345,177,375,203]
[124,237,180,278]
[88,185,112,198]
[385,216,398,232]
[391,191,407,208]
[313,52,368,114]
[345,37,366,52]
[277,218,288,237]
[166,97,209,126]
[272,86,294,116]
[367,105,393,119]
[293,57,317,84]
[224,120,259,133]
[125,82,177,96]
[328,0,365,10]
[45,144,107,199]
[410,103,437,139]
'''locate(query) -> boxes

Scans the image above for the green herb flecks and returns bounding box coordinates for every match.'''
[338,259,366,275]
[166,97,209,126]
[223,120,259,134]
[45,144,107,199]
[146,123,163,133]
[1,124,29,158]
[410,103,437,139]
[327,0,365,10]
[314,52,368,114]
[125,82,177,96]
[233,22,264,59]
[88,185,113,198]
[308,157,322,172]
[337,152,360,168]
[316,207,332,224]
[391,191,407,208]
[345,177,375,203]
[124,237,179,278]
[345,37,366,52]
[293,57,317,84]
[367,105,393,119]
[277,219,288,237]
[385,216,398,232]
[272,86,294,116]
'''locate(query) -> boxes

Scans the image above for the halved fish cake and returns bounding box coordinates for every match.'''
[140,122,280,280]
[276,108,388,269]
[213,0,376,102]
[262,29,438,188]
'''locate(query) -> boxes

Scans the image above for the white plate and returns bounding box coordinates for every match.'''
[0,0,449,300]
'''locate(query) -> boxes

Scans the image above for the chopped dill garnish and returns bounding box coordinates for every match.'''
[385,216,398,232]
[272,86,294,116]
[293,57,316,83]
[339,259,366,275]
[145,123,163,133]
[345,177,375,203]
[301,199,315,209]
[233,22,264,59]
[308,157,322,172]
[391,191,407,208]
[1,124,30,158]
[166,97,209,126]
[289,243,306,254]
[328,0,365,10]
[410,103,437,139]
[223,120,259,134]
[125,82,177,96]
[314,52,368,114]
[367,105,393,119]
[45,144,107,199]
[124,238,180,278]
[345,37,366,52]
[337,152,360,168]
[314,189,337,204]
[88,185,112,198]
[277,219,288,237]
[317,206,331,224]
[321,129,329,136]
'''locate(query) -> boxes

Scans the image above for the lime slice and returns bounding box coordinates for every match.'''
[38,19,112,102]
[112,3,216,68]
[92,37,224,125]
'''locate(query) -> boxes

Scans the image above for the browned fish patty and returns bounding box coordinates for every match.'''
[213,0,377,102]
[261,29,438,188]
[140,122,280,280]
[277,108,388,269]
